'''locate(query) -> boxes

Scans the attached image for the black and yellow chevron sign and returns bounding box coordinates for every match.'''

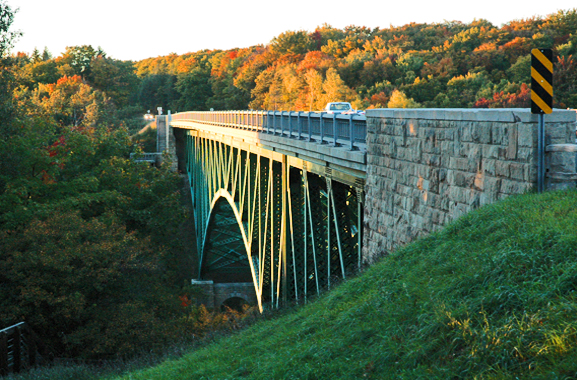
[531,48,553,114]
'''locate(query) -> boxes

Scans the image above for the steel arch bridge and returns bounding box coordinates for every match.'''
[173,111,366,312]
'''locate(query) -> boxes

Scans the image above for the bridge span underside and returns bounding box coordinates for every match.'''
[184,129,364,311]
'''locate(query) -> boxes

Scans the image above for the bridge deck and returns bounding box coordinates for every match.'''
[170,111,367,180]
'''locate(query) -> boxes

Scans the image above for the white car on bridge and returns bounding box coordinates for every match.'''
[325,102,365,115]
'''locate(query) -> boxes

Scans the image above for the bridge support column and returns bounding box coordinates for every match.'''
[191,279,215,309]
[155,114,178,171]
[191,280,257,310]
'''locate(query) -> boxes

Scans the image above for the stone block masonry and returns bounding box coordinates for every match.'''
[363,108,577,264]
[191,280,257,309]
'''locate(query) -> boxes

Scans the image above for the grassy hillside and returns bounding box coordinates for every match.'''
[103,188,577,379]
[11,189,577,379]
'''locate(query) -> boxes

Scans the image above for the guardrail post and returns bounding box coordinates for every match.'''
[349,114,354,150]
[297,111,302,139]
[308,113,312,142]
[333,113,337,147]
[280,111,284,136]
[288,111,293,137]
[320,112,325,144]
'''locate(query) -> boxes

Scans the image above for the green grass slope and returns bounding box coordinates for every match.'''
[112,189,577,379]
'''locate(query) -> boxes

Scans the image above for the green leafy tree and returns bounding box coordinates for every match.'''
[0,2,22,192]
[554,55,577,108]
[174,67,213,111]
[0,0,20,57]
[506,55,531,84]
[0,210,180,357]
[0,110,189,358]
[442,71,492,107]
[41,46,52,61]
[402,75,444,106]
[271,30,312,55]
[89,56,140,108]
[61,45,104,79]
[136,74,179,111]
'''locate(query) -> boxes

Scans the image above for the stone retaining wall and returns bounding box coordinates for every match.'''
[190,280,257,309]
[363,108,576,264]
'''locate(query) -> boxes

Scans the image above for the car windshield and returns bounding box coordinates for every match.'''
[330,104,351,110]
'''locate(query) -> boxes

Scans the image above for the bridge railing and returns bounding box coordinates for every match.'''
[172,110,367,151]
[129,152,162,164]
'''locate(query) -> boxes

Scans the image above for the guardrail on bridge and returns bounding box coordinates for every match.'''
[171,110,367,151]
[129,152,162,165]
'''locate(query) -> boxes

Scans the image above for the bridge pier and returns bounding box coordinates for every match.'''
[155,114,178,171]
[191,280,257,310]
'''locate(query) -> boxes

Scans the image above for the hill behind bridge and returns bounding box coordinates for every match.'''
[105,188,577,379]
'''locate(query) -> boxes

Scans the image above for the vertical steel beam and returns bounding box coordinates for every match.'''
[280,157,288,306]
[329,180,346,279]
[327,178,331,288]
[287,167,298,301]
[303,171,320,295]
[357,188,363,269]
[303,173,308,301]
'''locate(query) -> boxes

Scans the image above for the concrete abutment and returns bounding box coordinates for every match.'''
[362,108,577,264]
[190,280,257,310]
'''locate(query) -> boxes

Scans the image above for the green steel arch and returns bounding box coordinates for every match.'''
[183,125,364,312]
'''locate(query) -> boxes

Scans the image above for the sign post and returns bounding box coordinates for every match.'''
[531,48,553,192]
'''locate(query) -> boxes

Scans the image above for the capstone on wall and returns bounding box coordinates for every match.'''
[363,108,577,264]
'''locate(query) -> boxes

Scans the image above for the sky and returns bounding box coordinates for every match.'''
[7,0,577,62]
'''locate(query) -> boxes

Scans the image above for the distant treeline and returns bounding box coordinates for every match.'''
[133,9,577,112]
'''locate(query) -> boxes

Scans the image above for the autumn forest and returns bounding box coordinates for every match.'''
[135,10,577,112]
[1,1,577,362]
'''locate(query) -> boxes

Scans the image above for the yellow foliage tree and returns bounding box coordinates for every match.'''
[387,89,421,108]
